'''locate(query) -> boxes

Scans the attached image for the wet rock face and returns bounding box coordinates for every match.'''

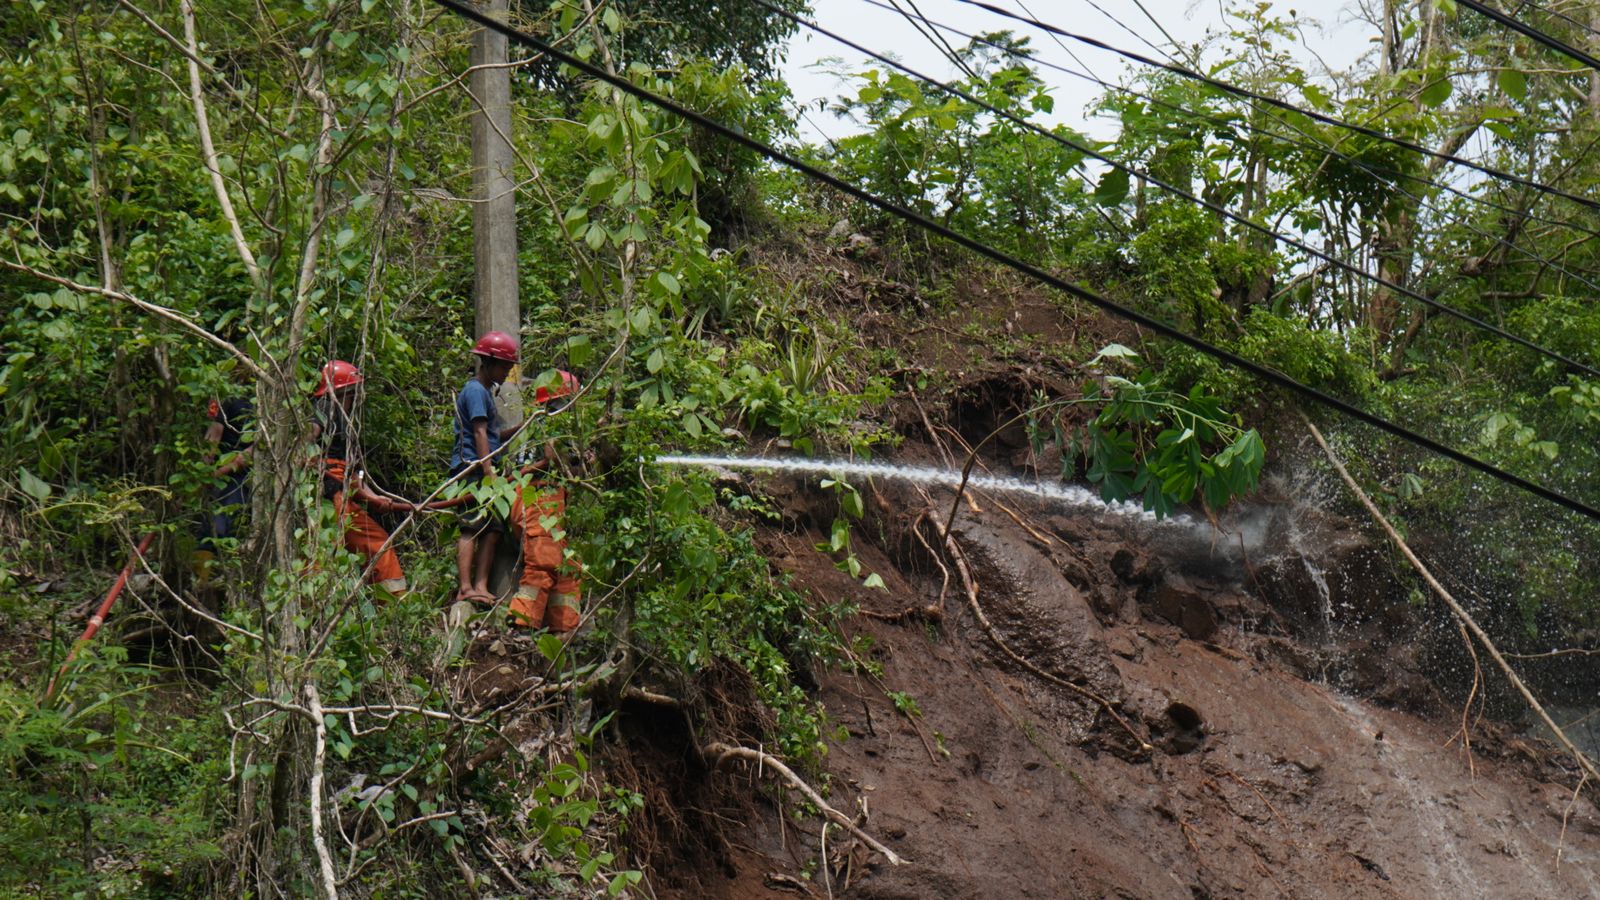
[1141,574,1220,641]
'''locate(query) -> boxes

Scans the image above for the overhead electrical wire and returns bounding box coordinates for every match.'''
[424,0,1600,524]
[756,0,1600,380]
[1063,0,1180,66]
[1458,0,1600,70]
[979,0,1600,249]
[1017,0,1113,89]
[856,0,1600,299]
[947,0,1600,216]
[1509,0,1600,40]
[884,0,980,81]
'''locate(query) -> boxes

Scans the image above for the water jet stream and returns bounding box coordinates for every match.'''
[656,454,1192,528]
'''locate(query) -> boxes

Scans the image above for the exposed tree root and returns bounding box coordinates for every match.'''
[1304,416,1600,791]
[1444,619,1484,780]
[702,742,906,866]
[857,605,944,624]
[1558,774,1588,869]
[923,508,1154,755]
[908,506,952,613]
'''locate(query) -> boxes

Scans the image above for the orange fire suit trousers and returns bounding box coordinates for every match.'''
[331,491,408,596]
[508,486,580,631]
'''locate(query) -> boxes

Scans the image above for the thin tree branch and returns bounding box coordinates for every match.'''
[1303,414,1600,789]
[306,682,341,900]
[181,0,264,293]
[0,258,265,377]
[704,741,907,866]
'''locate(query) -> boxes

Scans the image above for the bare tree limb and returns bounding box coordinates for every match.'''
[704,742,906,866]
[1303,414,1600,789]
[181,0,264,293]
[306,682,341,900]
[0,258,265,377]
[925,507,1154,755]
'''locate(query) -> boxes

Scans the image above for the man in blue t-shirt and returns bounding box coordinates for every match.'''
[452,330,519,603]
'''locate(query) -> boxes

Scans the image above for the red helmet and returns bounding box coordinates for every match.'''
[472,330,519,363]
[535,370,580,405]
[313,360,363,398]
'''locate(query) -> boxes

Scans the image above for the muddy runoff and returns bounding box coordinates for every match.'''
[647,449,1600,899]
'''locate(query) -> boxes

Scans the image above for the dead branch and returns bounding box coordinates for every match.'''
[621,687,682,708]
[306,683,341,900]
[926,507,1154,754]
[0,259,263,377]
[857,606,944,624]
[181,0,263,292]
[1303,415,1600,789]
[703,742,906,866]
[1558,773,1587,869]
[909,390,980,515]
[1443,619,1483,780]
[1504,647,1600,659]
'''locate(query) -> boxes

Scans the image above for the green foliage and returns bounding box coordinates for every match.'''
[606,0,807,81]
[1126,201,1233,336]
[1075,346,1265,517]
[0,650,225,896]
[820,37,1091,259]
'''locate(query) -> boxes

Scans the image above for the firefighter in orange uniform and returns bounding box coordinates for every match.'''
[508,370,583,632]
[310,360,412,596]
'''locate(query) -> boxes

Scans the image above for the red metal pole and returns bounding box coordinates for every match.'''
[44,531,156,702]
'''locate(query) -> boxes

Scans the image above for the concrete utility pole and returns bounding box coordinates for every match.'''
[470,0,523,425]
[469,0,525,602]
[1591,4,1600,111]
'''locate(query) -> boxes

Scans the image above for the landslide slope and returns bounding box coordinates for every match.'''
[675,460,1600,898]
[631,252,1600,898]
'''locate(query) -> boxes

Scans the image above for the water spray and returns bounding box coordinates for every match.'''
[655,453,1196,527]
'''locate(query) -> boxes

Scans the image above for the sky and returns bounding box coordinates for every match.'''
[781,0,1378,143]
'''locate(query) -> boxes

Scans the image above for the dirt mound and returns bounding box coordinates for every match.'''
[639,453,1600,899]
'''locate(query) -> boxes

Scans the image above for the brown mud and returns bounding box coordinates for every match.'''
[623,250,1600,898]
[642,456,1600,898]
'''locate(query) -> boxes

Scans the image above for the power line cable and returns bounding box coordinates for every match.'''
[1128,0,1188,62]
[948,0,1600,216]
[901,0,980,80]
[761,0,1600,380]
[1013,0,1600,247]
[973,0,1600,244]
[424,0,1600,524]
[1513,0,1600,39]
[1067,0,1182,65]
[884,0,980,81]
[1018,0,1115,88]
[859,0,1600,299]
[1459,0,1600,70]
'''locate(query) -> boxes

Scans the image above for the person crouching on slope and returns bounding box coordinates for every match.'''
[451,331,519,604]
[508,370,583,634]
[311,360,412,597]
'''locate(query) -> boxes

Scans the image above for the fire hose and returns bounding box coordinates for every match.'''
[44,531,157,703]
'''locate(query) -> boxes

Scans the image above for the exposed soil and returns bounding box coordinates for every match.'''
[645,459,1600,899]
[623,243,1600,898]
